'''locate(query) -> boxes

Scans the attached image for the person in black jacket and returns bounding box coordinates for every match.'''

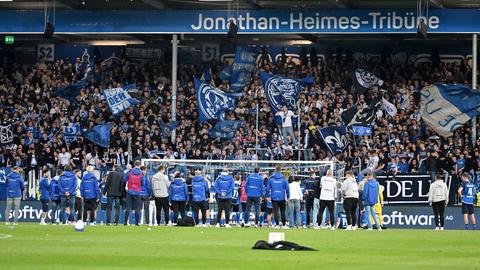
[104,165,125,226]
[425,151,439,181]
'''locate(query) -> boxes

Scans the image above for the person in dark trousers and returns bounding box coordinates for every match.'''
[317,169,337,230]
[105,165,125,226]
[428,174,449,230]
[266,165,290,229]
[302,171,319,227]
[80,166,100,225]
[191,170,210,226]
[169,172,189,225]
[213,168,235,228]
[123,161,144,226]
[39,169,51,225]
[58,165,77,225]
[73,169,83,222]
[151,166,170,226]
[244,167,265,227]
[341,171,359,230]
[49,169,62,224]
[4,166,25,225]
[140,166,152,225]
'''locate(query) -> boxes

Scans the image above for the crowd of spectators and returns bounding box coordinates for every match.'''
[0,48,478,186]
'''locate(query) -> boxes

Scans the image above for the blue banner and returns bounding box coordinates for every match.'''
[209,120,243,139]
[352,126,372,136]
[200,67,212,82]
[230,46,257,91]
[0,167,11,200]
[0,10,479,34]
[63,124,80,143]
[260,72,313,113]
[103,84,140,115]
[194,78,236,122]
[55,79,86,102]
[318,126,348,155]
[83,123,111,148]
[421,84,480,138]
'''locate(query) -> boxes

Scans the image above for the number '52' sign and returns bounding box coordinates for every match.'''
[37,44,55,62]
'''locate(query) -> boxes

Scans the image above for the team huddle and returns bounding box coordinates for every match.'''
[2,160,477,230]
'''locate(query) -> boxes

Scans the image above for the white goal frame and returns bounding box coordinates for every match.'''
[141,159,335,179]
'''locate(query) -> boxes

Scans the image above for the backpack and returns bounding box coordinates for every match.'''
[127,171,142,192]
[177,216,195,227]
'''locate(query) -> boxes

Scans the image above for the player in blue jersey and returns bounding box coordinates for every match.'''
[230,175,241,226]
[458,173,476,230]
[335,211,348,230]
[39,169,51,225]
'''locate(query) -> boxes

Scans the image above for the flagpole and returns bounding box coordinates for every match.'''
[171,34,178,144]
[255,103,259,156]
[472,33,477,144]
[297,101,301,161]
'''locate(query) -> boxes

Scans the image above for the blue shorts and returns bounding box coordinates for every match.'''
[41,199,49,212]
[462,203,474,215]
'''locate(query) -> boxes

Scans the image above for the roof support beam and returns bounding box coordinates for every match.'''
[328,0,349,9]
[141,0,167,10]
[429,0,444,8]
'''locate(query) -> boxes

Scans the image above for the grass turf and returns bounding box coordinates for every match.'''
[1,224,480,270]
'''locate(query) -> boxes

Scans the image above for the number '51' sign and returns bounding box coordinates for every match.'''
[37,44,54,62]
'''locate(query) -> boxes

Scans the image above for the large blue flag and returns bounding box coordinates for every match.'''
[55,79,86,102]
[200,67,212,82]
[260,72,313,113]
[195,78,236,122]
[319,126,348,155]
[421,83,480,137]
[209,120,243,139]
[63,123,80,143]
[230,46,257,91]
[103,84,140,115]
[219,64,232,81]
[83,123,111,148]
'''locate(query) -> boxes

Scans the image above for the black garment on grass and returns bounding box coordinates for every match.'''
[252,240,316,251]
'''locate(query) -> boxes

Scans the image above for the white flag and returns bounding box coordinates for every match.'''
[382,97,397,116]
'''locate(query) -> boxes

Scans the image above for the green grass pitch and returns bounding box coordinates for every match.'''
[1,224,480,270]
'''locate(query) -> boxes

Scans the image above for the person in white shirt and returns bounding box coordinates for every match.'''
[288,177,303,228]
[359,150,379,180]
[428,174,449,230]
[275,105,298,147]
[317,169,337,230]
[341,171,359,230]
[58,147,72,168]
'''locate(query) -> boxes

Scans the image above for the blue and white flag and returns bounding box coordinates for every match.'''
[0,167,11,185]
[200,67,212,82]
[219,64,232,81]
[195,78,236,122]
[83,123,111,148]
[260,72,313,113]
[382,97,397,116]
[63,123,80,143]
[104,84,140,115]
[160,121,178,138]
[319,126,349,155]
[230,46,257,91]
[55,79,86,102]
[421,83,480,138]
[209,120,243,139]
[352,126,372,136]
[352,68,384,94]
